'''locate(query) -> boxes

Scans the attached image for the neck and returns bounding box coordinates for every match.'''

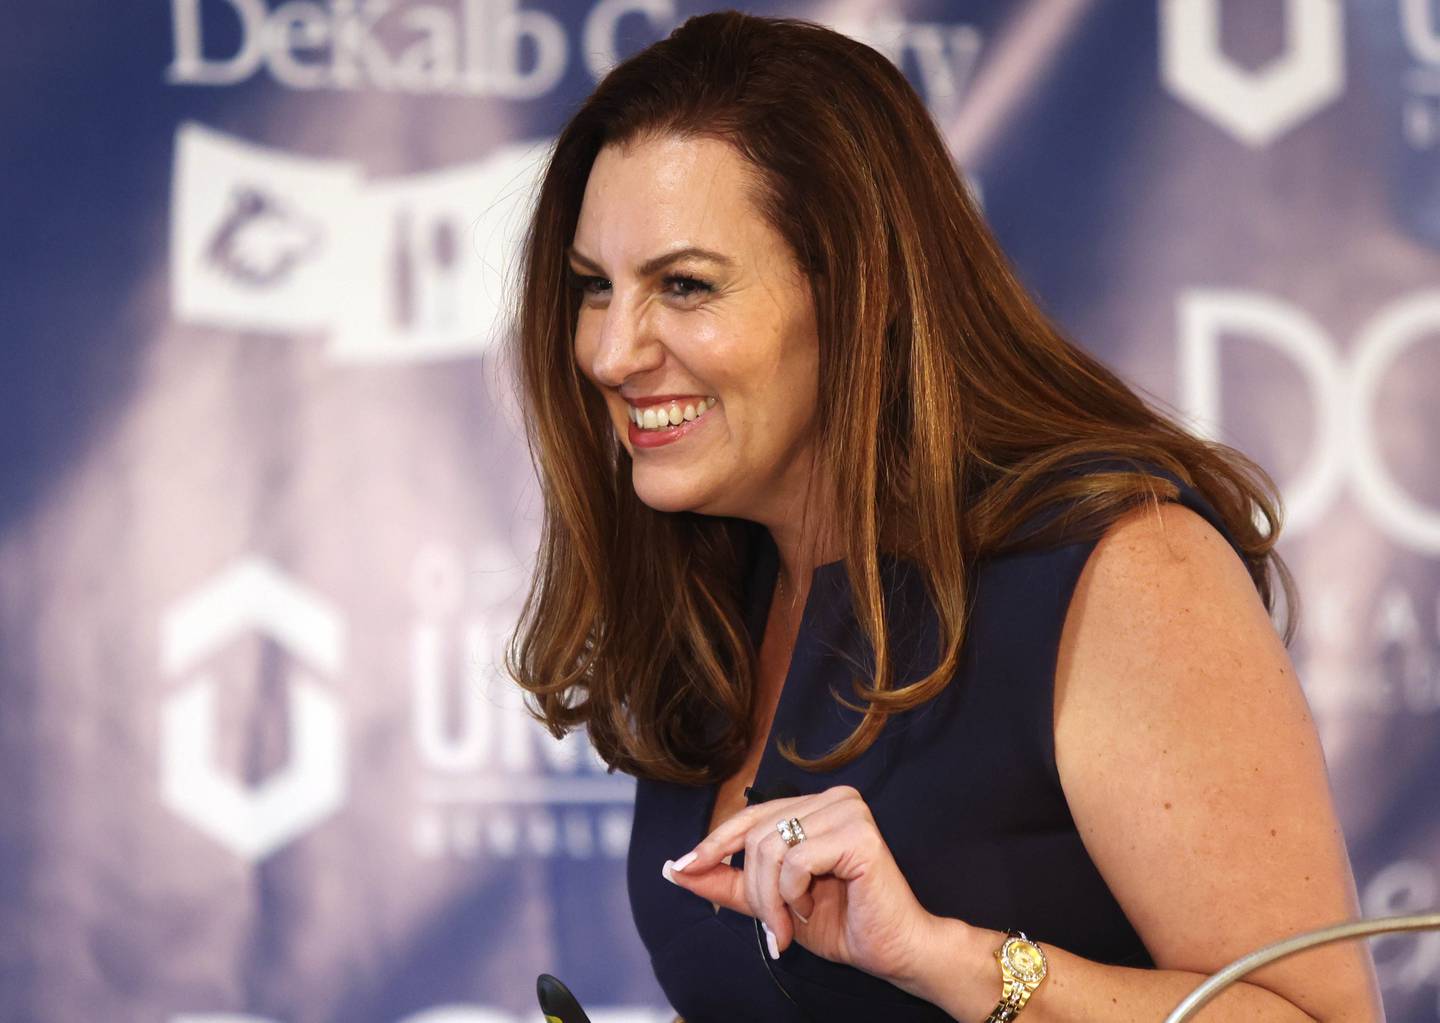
[769,525,844,621]
[762,475,841,600]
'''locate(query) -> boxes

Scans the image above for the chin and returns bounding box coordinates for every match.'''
[632,485,702,515]
[631,473,720,516]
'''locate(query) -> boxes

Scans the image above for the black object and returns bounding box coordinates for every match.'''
[744,779,798,804]
[738,778,819,1020]
[536,973,593,1023]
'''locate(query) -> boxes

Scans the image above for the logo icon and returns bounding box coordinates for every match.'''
[1178,289,1440,553]
[170,121,548,363]
[1160,0,1345,146]
[160,557,347,861]
[204,186,324,287]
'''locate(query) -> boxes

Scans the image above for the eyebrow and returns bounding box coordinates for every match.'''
[565,245,736,278]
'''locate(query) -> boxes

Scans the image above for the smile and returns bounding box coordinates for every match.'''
[626,397,717,450]
[628,396,717,430]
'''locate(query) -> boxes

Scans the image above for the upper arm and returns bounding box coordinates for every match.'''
[1053,500,1382,1018]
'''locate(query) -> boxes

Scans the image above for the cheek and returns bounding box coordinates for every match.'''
[689,323,778,389]
[773,338,820,408]
[668,319,729,367]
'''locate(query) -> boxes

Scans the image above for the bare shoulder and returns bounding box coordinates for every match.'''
[1055,499,1282,724]
[1067,497,1259,629]
[1052,500,1381,1018]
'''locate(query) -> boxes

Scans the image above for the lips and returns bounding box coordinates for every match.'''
[626,393,711,408]
[628,396,717,430]
[627,402,714,449]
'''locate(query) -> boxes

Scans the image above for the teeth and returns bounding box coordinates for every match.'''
[630,396,716,431]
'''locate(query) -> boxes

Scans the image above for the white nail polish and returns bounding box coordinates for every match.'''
[672,851,698,872]
[661,860,677,884]
[792,907,809,925]
[763,922,780,960]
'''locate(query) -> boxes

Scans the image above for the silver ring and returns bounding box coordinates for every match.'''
[776,816,806,847]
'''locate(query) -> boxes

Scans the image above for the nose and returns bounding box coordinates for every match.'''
[582,296,664,389]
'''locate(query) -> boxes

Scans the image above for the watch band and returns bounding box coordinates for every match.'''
[983,983,1032,1023]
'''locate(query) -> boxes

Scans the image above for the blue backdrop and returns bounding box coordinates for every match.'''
[2,1,1438,1020]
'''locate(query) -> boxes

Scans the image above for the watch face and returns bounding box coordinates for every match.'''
[1002,938,1048,984]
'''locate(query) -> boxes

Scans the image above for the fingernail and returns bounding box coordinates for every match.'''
[763,922,780,960]
[792,907,809,925]
[661,860,678,885]
[671,851,698,873]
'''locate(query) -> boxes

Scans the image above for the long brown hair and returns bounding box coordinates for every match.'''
[503,10,1297,785]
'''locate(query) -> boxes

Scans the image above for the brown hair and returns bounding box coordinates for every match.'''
[503,10,1297,785]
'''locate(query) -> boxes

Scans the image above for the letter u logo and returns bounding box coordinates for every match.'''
[159,557,348,861]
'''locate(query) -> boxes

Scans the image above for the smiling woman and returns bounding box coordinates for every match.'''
[502,10,1381,1023]
[567,134,825,524]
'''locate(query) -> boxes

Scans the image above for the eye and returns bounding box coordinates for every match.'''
[565,267,609,296]
[564,267,714,302]
[664,274,713,300]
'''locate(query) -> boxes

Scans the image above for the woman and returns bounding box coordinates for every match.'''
[505,11,1382,1021]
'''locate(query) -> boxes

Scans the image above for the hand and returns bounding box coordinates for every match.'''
[661,784,941,986]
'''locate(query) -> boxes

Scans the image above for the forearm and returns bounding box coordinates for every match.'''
[894,917,1319,1023]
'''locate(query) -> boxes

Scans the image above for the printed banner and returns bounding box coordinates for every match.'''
[1,1,1437,1020]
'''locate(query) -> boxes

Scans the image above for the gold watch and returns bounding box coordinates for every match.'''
[984,930,1048,1022]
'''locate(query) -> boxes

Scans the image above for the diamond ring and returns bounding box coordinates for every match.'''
[776,816,806,847]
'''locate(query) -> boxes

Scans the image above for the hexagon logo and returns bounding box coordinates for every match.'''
[160,556,346,861]
[1160,0,1345,147]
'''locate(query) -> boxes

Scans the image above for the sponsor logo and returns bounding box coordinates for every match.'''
[204,186,324,287]
[1160,0,1345,146]
[1178,289,1440,552]
[168,0,603,97]
[160,557,347,861]
[166,0,985,113]
[405,540,635,861]
[170,121,547,362]
[1178,289,1440,718]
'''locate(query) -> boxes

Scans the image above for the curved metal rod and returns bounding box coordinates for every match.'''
[1163,911,1440,1023]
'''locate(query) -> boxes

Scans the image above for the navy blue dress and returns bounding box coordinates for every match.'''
[626,465,1245,1020]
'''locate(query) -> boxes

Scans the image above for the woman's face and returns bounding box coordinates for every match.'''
[570,133,823,527]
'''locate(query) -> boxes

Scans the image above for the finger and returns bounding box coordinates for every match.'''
[662,855,749,914]
[778,855,816,923]
[746,814,794,946]
[760,798,863,950]
[780,816,879,892]
[676,784,861,873]
[695,794,813,871]
[667,811,818,932]
[668,788,857,931]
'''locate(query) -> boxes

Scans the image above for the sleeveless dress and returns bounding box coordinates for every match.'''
[625,463,1246,1020]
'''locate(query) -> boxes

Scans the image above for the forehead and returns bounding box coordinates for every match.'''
[573,134,774,265]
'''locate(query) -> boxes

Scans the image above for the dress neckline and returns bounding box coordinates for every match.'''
[693,530,848,863]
